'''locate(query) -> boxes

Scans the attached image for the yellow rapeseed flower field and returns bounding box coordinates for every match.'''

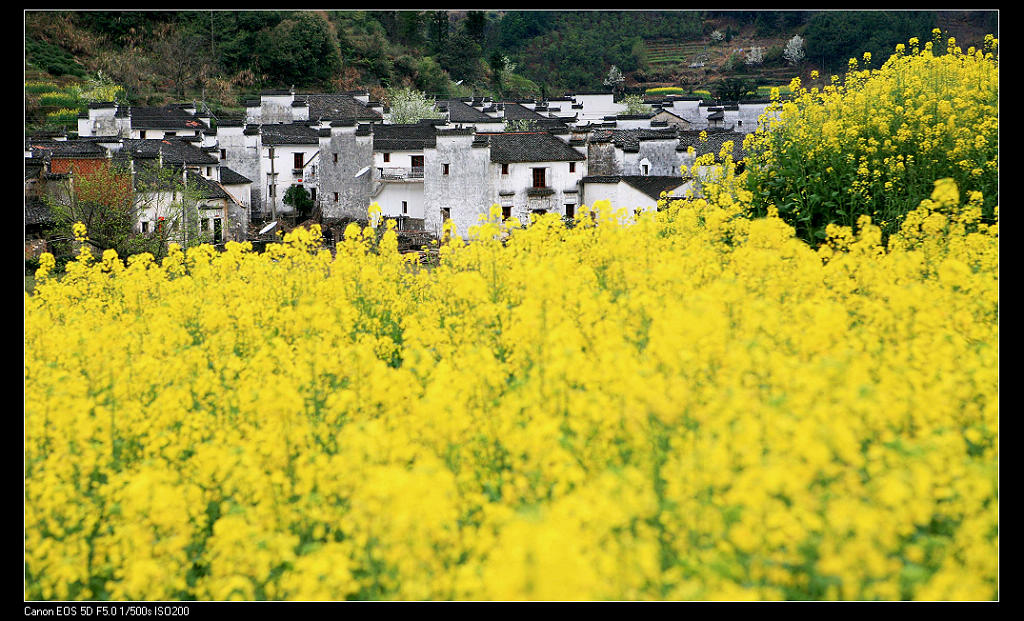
[25,36,998,601]
[25,170,997,600]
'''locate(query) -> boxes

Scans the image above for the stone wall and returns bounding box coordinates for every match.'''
[216,124,263,219]
[423,131,493,238]
[318,125,374,221]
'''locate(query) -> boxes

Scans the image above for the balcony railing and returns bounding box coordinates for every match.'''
[377,166,424,180]
[525,186,555,197]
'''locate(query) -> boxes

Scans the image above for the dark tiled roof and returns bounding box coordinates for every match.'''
[219,167,252,185]
[122,138,219,165]
[438,99,495,123]
[260,123,320,145]
[26,139,107,159]
[186,171,230,200]
[130,106,210,130]
[582,175,689,199]
[590,128,680,153]
[129,161,228,200]
[25,159,44,179]
[677,129,746,161]
[651,109,692,123]
[25,196,54,226]
[500,102,548,121]
[483,132,586,163]
[371,122,438,151]
[298,93,382,123]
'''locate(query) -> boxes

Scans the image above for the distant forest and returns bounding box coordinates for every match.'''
[26,10,997,106]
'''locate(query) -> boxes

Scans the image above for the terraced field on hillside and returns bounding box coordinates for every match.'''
[642,37,812,89]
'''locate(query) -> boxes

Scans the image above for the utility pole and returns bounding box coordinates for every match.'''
[268,145,277,220]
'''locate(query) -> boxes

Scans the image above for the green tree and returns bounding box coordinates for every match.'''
[412,57,451,96]
[398,11,426,47]
[283,184,315,220]
[712,77,755,101]
[463,10,488,46]
[803,11,936,75]
[502,73,541,99]
[259,13,342,87]
[216,11,286,76]
[430,11,450,51]
[44,162,208,262]
[437,31,483,85]
[504,118,538,132]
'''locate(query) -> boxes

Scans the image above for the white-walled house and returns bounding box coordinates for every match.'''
[258,122,322,219]
[219,167,253,216]
[436,99,505,132]
[132,164,237,246]
[571,91,626,123]
[121,138,247,243]
[581,175,693,220]
[423,129,587,237]
[214,120,263,218]
[128,105,210,140]
[587,127,693,177]
[245,89,384,126]
[77,102,131,138]
[367,121,441,224]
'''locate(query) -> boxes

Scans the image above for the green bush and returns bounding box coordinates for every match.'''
[26,38,86,77]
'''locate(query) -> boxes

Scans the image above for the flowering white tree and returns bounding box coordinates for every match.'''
[621,93,650,115]
[745,46,765,66]
[710,29,724,43]
[603,65,625,93]
[384,86,444,124]
[783,35,805,66]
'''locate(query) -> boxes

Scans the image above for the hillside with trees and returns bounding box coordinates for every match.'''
[26,10,997,133]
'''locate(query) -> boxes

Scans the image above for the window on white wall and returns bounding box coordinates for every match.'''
[532,168,546,188]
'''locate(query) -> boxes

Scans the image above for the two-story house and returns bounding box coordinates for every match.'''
[423,128,587,237]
